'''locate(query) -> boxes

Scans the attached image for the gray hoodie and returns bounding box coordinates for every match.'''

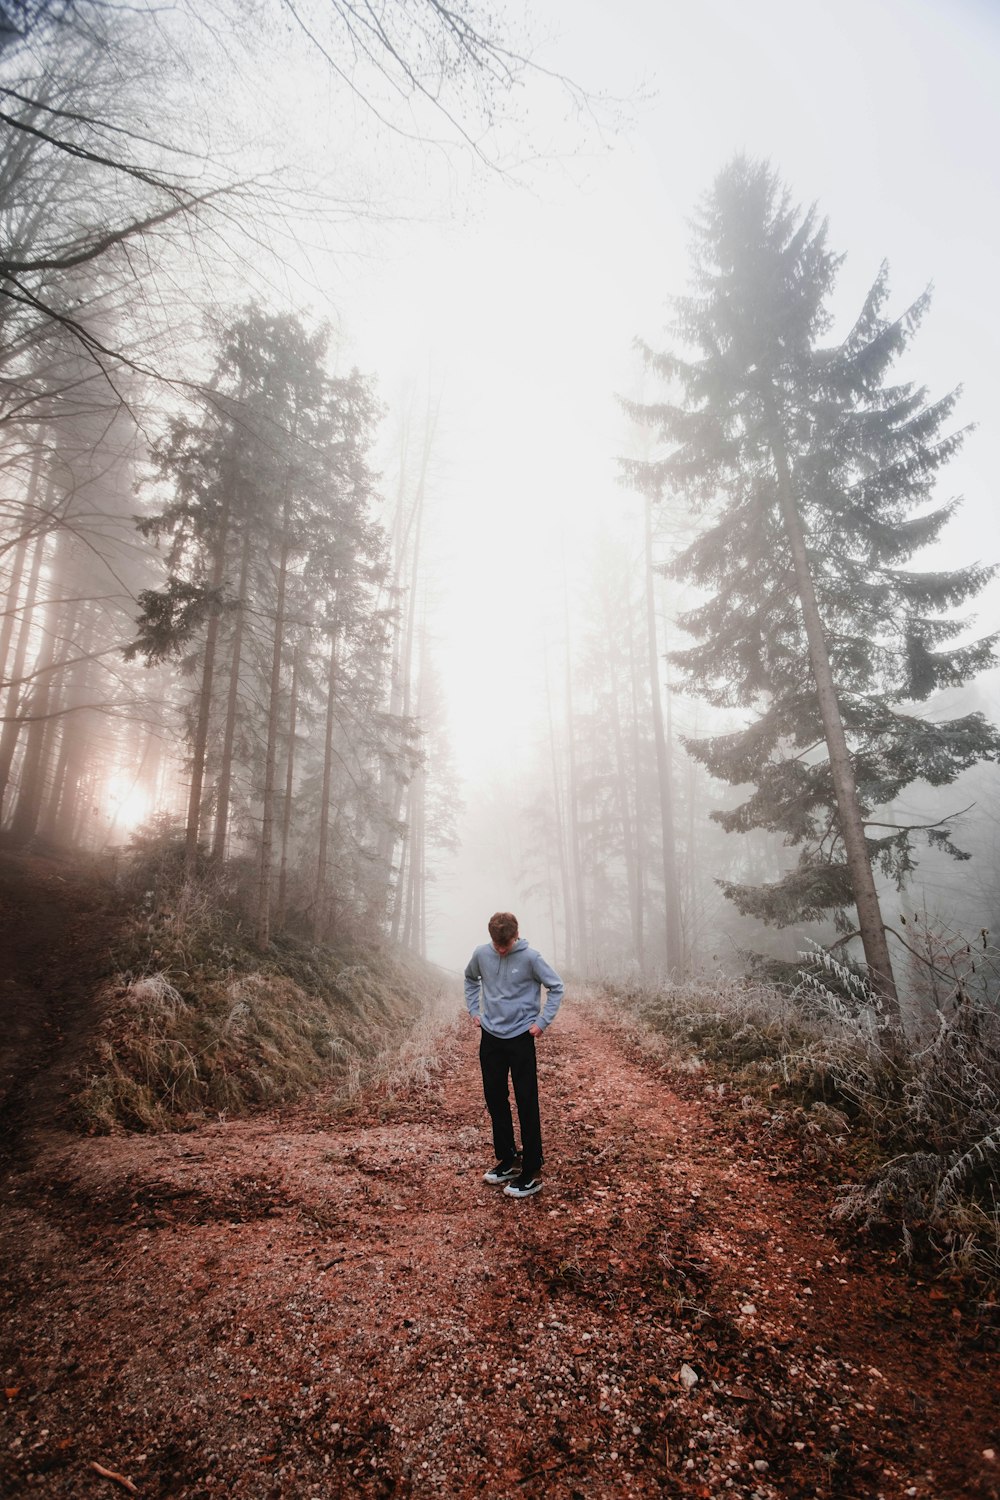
[464,938,564,1038]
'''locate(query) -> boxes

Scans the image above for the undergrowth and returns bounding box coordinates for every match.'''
[73,836,454,1132]
[600,941,1000,1297]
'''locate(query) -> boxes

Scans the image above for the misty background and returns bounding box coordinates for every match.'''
[2,0,998,989]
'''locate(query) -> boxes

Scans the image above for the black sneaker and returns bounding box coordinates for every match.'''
[483,1160,520,1185]
[503,1173,542,1198]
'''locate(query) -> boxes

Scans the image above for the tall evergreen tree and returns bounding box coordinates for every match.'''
[624,157,999,1017]
[126,307,411,946]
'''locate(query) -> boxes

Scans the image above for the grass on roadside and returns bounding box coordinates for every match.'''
[597,958,1000,1296]
[72,857,457,1133]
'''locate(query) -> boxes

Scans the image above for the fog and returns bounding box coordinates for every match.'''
[2,0,998,1006]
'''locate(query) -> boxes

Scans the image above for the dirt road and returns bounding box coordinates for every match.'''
[1,985,997,1499]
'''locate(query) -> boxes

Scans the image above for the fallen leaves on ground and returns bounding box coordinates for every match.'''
[1,1006,997,1498]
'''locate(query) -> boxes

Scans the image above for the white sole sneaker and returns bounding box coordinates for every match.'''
[483,1165,520,1184]
[503,1177,542,1198]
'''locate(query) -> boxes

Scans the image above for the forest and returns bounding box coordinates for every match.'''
[1,2,998,1496]
[2,2,997,984]
[0,0,469,959]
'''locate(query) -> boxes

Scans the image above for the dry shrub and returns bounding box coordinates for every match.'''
[74,884,453,1132]
[75,969,353,1130]
[377,980,460,1098]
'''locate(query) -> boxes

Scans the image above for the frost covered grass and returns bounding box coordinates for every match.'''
[74,863,452,1132]
[599,953,1000,1293]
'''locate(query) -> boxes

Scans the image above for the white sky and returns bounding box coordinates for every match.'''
[272,0,1000,963]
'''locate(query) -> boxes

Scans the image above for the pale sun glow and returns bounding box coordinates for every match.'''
[103,775,153,841]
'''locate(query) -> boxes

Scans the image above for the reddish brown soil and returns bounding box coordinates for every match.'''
[1,859,997,1498]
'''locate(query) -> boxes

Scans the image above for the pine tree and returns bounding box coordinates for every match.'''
[126,307,405,946]
[624,157,1000,1017]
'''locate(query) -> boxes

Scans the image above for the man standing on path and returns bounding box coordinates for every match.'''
[464,911,564,1199]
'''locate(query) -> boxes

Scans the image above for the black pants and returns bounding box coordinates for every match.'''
[479,1026,543,1177]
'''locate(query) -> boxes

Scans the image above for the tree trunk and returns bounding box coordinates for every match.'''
[767,420,900,1018]
[0,518,47,816]
[40,603,91,842]
[211,527,251,862]
[563,569,587,972]
[389,809,408,945]
[0,446,43,689]
[543,634,573,967]
[387,458,426,918]
[645,495,682,973]
[394,519,422,934]
[626,599,646,969]
[417,793,427,959]
[275,644,300,933]
[5,567,65,845]
[255,501,291,951]
[184,488,231,876]
[401,641,428,957]
[401,769,421,952]
[663,639,685,970]
[414,772,426,958]
[600,581,641,966]
[377,402,436,920]
[314,622,339,945]
[685,710,699,958]
[42,713,73,842]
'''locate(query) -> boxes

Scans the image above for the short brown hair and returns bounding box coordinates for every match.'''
[488,911,519,946]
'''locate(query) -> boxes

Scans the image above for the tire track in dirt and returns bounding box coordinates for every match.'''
[1,1001,996,1498]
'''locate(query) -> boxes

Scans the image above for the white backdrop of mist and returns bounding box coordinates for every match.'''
[306,0,1000,970]
[34,0,996,969]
